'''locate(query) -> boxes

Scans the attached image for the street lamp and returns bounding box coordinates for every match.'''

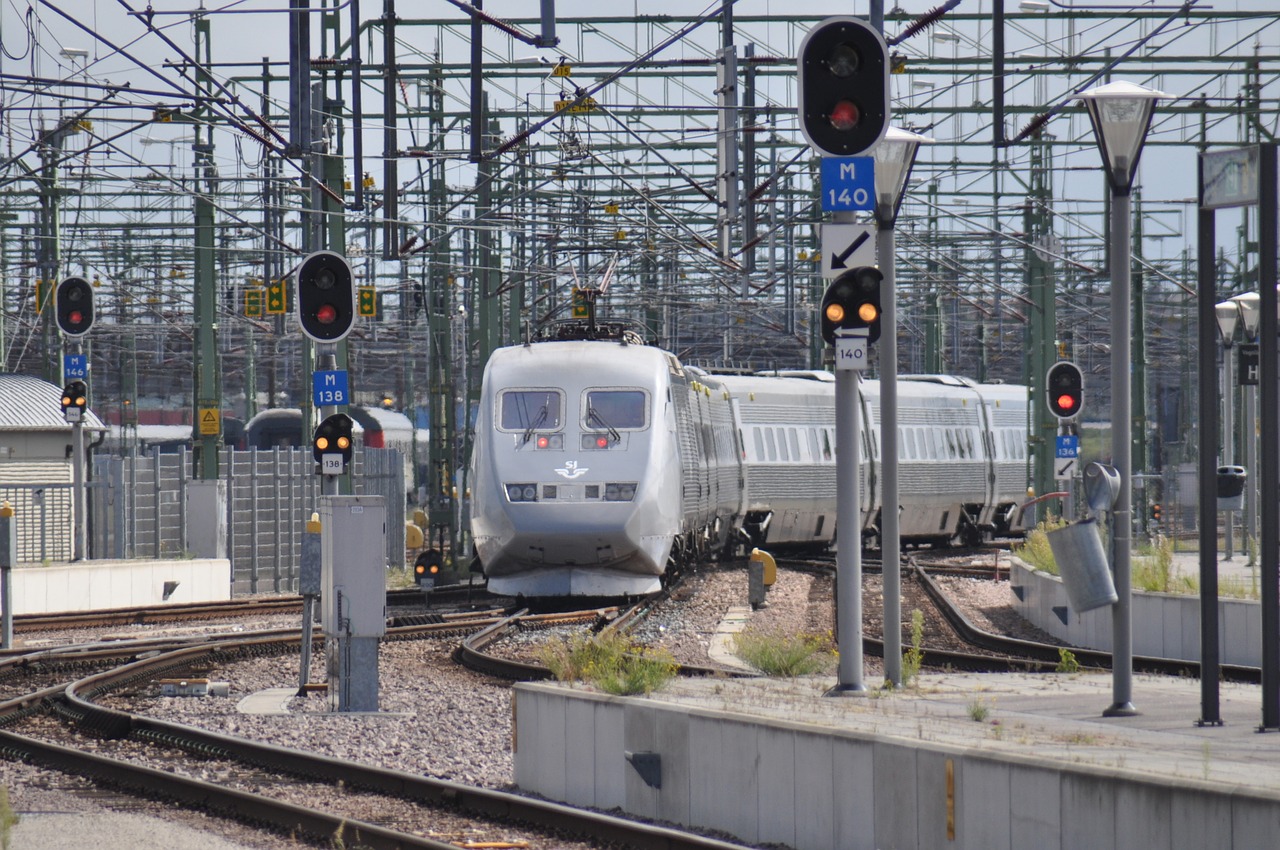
[1232,288,1273,568]
[1075,80,1168,717]
[872,126,931,688]
[1216,300,1241,561]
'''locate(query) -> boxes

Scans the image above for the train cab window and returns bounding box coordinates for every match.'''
[499,390,563,431]
[583,390,648,429]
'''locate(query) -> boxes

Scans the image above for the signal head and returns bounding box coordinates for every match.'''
[296,251,355,342]
[820,265,884,346]
[797,16,890,157]
[60,380,88,422]
[1046,361,1084,420]
[312,412,355,468]
[55,277,95,338]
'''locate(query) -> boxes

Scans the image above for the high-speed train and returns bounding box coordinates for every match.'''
[469,326,1030,597]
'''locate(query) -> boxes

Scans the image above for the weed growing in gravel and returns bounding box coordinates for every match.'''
[966,697,990,722]
[539,632,677,695]
[0,787,17,849]
[901,609,925,687]
[1056,648,1081,674]
[732,627,835,677]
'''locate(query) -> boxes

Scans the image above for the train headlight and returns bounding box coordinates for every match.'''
[506,483,539,502]
[534,434,563,450]
[581,433,615,450]
[604,483,637,502]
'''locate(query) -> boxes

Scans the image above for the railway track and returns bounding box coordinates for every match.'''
[1,628,753,850]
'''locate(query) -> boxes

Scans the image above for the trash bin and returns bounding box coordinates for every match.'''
[1217,465,1247,512]
[1045,518,1118,613]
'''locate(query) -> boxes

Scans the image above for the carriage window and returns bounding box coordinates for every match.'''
[754,428,765,461]
[946,429,958,458]
[765,428,778,461]
[499,390,562,431]
[789,428,801,461]
[584,390,648,429]
[809,428,820,462]
[822,429,834,461]
[777,428,790,462]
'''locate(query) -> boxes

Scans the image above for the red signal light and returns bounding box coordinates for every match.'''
[536,436,549,449]
[69,310,84,326]
[316,304,338,324]
[1056,394,1077,412]
[596,436,609,449]
[830,100,859,131]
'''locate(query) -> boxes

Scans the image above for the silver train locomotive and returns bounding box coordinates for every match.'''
[469,331,1029,596]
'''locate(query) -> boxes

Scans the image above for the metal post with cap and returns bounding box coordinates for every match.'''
[0,501,14,649]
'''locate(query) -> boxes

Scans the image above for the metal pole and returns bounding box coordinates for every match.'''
[73,416,85,560]
[878,223,901,686]
[1257,142,1279,730]
[828,361,865,695]
[1223,340,1235,561]
[0,501,15,649]
[1196,199,1221,725]
[1105,187,1137,717]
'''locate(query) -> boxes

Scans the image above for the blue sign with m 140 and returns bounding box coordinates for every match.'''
[820,156,876,212]
[312,370,349,407]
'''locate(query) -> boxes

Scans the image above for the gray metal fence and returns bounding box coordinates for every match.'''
[92,446,405,595]
[0,482,74,563]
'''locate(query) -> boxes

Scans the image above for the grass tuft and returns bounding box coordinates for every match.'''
[539,632,677,696]
[732,628,835,677]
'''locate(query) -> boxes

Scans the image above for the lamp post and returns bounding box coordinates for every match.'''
[1075,80,1168,717]
[1230,290,1264,566]
[873,126,931,687]
[1216,300,1241,561]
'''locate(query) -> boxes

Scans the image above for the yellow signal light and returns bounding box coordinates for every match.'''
[856,302,879,323]
[825,303,846,324]
[316,436,330,451]
[336,436,351,450]
[61,395,72,407]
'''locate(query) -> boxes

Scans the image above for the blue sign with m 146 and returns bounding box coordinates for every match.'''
[63,354,88,381]
[820,156,876,212]
[312,370,349,407]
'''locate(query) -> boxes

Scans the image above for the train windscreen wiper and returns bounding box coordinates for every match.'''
[587,407,620,444]
[521,404,548,446]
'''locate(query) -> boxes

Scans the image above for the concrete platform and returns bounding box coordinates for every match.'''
[514,671,1280,850]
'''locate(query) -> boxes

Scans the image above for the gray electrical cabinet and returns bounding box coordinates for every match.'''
[319,495,387,638]
[319,495,386,712]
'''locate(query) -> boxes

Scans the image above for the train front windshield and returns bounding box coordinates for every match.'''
[583,390,647,428]
[500,390,563,431]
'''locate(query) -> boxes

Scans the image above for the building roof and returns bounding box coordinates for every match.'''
[0,374,107,431]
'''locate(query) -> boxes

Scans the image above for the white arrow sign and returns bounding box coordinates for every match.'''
[821,223,876,279]
[1054,458,1076,480]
